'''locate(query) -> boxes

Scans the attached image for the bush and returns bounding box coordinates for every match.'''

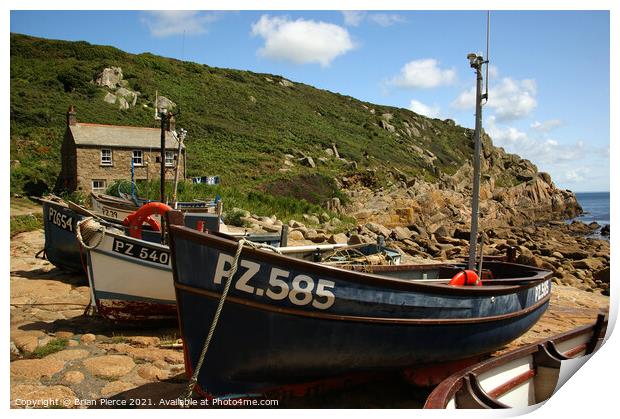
[56,67,90,92]
[223,208,251,227]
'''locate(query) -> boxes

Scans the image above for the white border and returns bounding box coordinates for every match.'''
[4,1,616,418]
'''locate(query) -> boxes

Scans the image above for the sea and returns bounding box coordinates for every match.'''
[573,192,610,227]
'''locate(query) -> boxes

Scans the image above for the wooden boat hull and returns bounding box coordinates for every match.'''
[41,199,85,273]
[41,198,218,276]
[178,287,549,396]
[167,219,553,397]
[85,231,177,321]
[42,198,163,274]
[424,313,608,409]
[90,193,216,222]
[83,229,282,321]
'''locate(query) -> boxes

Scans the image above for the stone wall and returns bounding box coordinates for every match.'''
[74,146,185,194]
[57,131,78,191]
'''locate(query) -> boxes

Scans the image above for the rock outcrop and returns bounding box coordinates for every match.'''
[93,66,141,110]
[94,66,123,89]
[343,130,581,232]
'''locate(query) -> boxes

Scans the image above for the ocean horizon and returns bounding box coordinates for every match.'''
[573,191,610,226]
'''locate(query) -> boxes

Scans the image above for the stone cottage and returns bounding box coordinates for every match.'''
[58,106,186,194]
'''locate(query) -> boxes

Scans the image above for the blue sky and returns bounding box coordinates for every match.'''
[10,10,610,192]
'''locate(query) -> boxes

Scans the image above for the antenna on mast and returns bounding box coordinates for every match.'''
[483,11,491,103]
[154,90,161,120]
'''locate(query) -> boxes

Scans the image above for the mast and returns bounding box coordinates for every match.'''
[172,128,187,207]
[159,110,167,204]
[467,11,491,271]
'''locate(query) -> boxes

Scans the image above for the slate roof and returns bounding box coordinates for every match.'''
[69,123,183,150]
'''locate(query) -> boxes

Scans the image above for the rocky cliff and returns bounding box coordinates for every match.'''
[340,130,581,233]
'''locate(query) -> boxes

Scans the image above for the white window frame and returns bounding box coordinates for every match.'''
[92,179,106,192]
[165,151,175,167]
[100,149,112,166]
[132,150,143,166]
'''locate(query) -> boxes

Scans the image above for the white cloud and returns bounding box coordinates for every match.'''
[486,116,584,165]
[530,119,562,132]
[251,15,354,67]
[141,11,219,38]
[409,99,441,118]
[484,118,608,192]
[452,77,537,120]
[490,78,538,120]
[562,168,590,183]
[603,145,610,157]
[342,11,405,27]
[451,86,476,111]
[389,59,456,89]
[342,11,365,26]
[368,13,406,27]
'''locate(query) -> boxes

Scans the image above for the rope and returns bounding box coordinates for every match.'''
[35,248,47,260]
[76,217,106,250]
[181,238,281,406]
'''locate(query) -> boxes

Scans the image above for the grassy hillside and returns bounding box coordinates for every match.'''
[10,33,484,206]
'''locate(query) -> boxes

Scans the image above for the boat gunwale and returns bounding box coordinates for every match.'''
[91,192,216,213]
[169,223,552,296]
[173,281,550,325]
[40,197,127,227]
[423,314,607,408]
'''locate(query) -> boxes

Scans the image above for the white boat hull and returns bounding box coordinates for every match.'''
[85,229,175,320]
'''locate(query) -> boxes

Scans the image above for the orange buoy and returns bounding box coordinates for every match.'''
[122,202,172,239]
[449,270,482,286]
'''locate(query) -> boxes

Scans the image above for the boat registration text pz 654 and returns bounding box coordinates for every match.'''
[48,206,74,232]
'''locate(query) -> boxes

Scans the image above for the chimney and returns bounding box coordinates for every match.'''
[166,112,176,132]
[66,105,77,126]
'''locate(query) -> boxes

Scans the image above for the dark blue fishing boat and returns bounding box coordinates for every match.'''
[166,211,553,397]
[40,198,89,273]
[40,197,222,275]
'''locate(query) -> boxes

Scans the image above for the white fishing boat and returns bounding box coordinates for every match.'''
[424,313,607,409]
[78,211,282,321]
[81,223,176,320]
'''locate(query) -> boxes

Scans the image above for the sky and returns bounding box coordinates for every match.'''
[10,9,610,192]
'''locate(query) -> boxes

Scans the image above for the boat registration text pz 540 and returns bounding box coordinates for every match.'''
[112,238,170,265]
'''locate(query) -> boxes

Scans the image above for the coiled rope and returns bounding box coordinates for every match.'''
[181,238,282,405]
[76,217,106,250]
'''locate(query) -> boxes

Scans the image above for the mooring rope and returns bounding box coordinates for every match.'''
[181,238,282,406]
[76,217,106,250]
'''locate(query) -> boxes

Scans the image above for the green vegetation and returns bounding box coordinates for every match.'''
[10,33,519,217]
[110,335,128,344]
[107,179,355,227]
[28,338,68,358]
[10,213,43,237]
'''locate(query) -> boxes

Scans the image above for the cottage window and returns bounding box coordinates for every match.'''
[92,179,106,192]
[132,150,143,166]
[165,151,175,167]
[100,149,112,166]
